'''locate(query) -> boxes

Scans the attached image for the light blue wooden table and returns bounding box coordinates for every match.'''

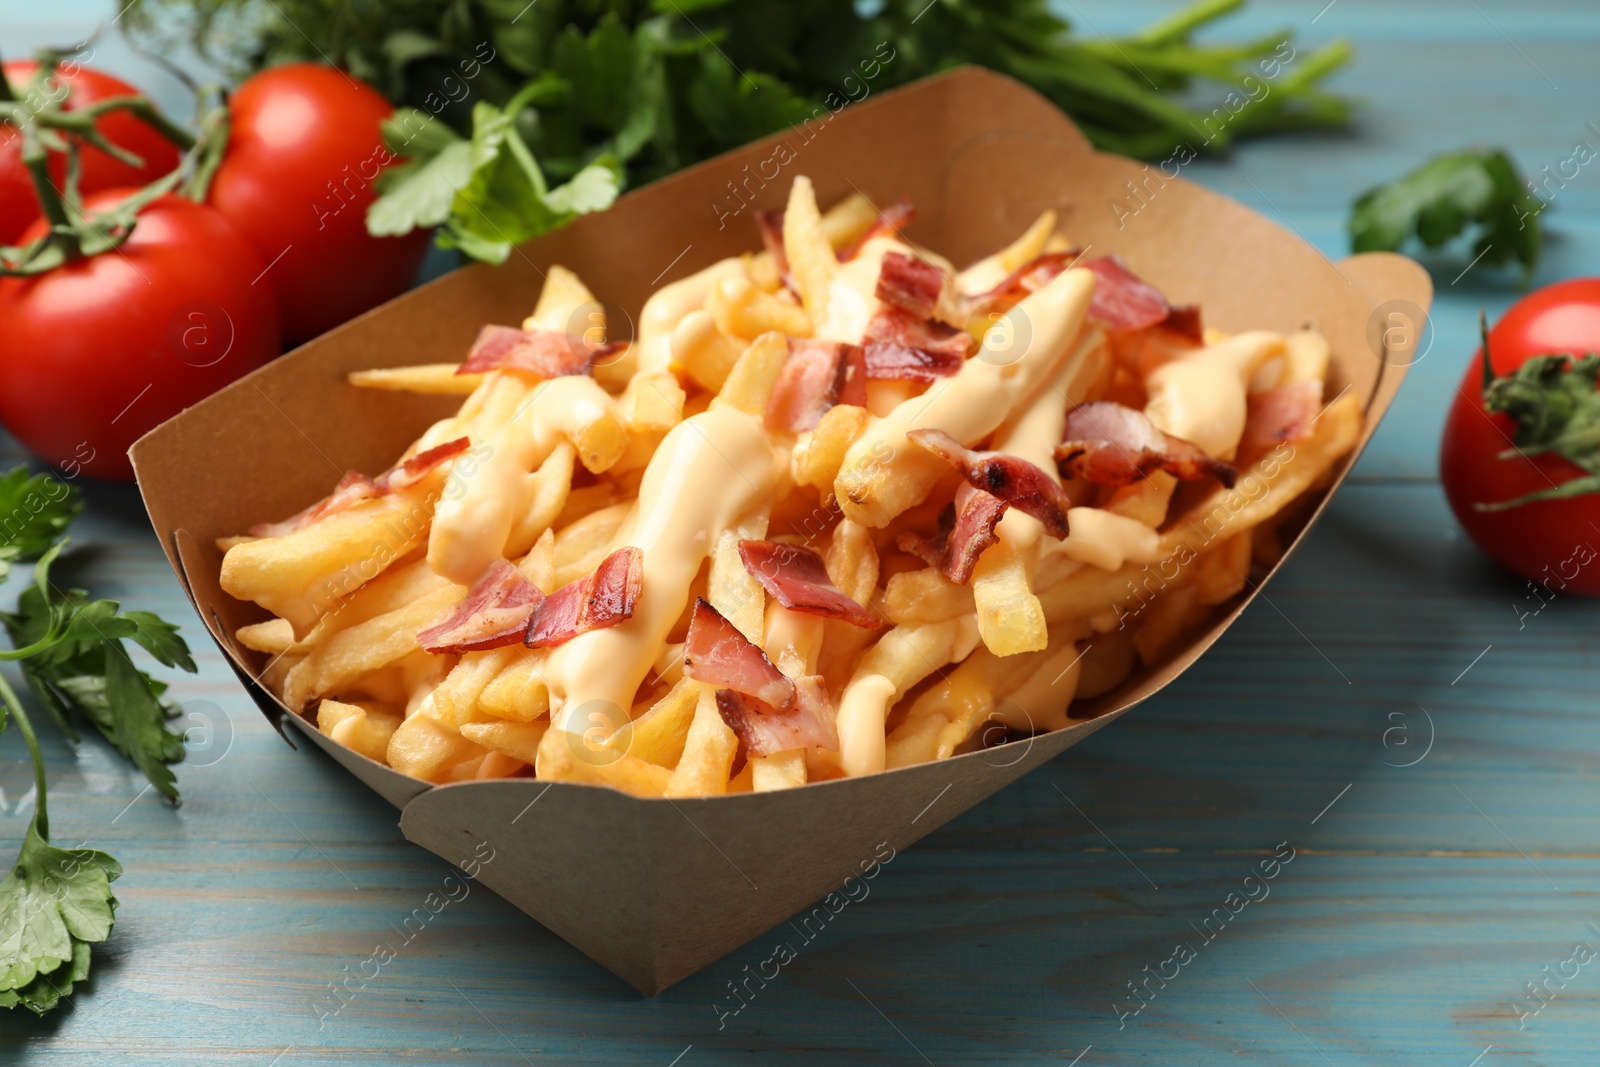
[3,1,1598,1063]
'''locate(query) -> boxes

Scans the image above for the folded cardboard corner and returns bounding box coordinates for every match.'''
[132,66,1430,995]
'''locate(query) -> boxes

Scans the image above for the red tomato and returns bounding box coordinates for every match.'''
[208,63,431,345]
[0,61,182,245]
[1440,278,1600,594]
[0,191,281,481]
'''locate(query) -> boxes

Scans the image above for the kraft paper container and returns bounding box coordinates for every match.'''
[132,66,1430,995]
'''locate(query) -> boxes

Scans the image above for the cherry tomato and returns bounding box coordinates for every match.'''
[0,190,281,481]
[208,63,431,345]
[0,60,182,245]
[1440,278,1600,594]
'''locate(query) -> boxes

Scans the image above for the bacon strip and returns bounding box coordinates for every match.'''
[863,305,969,380]
[896,483,1007,585]
[969,252,1202,342]
[754,209,795,293]
[418,559,543,654]
[906,429,1071,538]
[524,547,643,648]
[682,598,794,709]
[875,251,945,319]
[837,199,915,263]
[1240,380,1322,457]
[1056,402,1237,488]
[764,338,868,433]
[374,437,472,493]
[736,540,883,629]
[247,437,469,537]
[716,675,839,757]
[458,324,618,379]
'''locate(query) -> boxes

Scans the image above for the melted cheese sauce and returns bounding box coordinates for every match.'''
[1144,331,1284,460]
[636,258,745,375]
[546,405,785,734]
[428,375,619,585]
[838,268,1096,524]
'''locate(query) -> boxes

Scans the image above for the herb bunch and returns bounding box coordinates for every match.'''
[123,0,1354,261]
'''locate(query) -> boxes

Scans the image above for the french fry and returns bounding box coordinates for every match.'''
[815,518,883,692]
[747,250,782,293]
[537,723,675,797]
[281,583,463,710]
[348,364,484,395]
[1281,330,1331,386]
[713,331,789,416]
[1194,533,1252,605]
[519,527,556,593]
[430,646,523,727]
[460,720,550,766]
[1105,471,1177,527]
[387,712,485,781]
[794,403,867,498]
[475,751,527,779]
[478,652,552,722]
[971,544,1047,655]
[782,176,836,329]
[526,264,600,334]
[552,501,632,586]
[820,191,878,249]
[221,485,445,636]
[1073,630,1138,700]
[316,699,403,763]
[1131,585,1208,666]
[505,442,575,558]
[620,372,685,433]
[671,308,746,391]
[751,751,807,792]
[610,675,700,767]
[708,509,770,641]
[999,209,1057,271]
[665,685,739,796]
[236,617,296,655]
[707,275,811,341]
[884,567,973,625]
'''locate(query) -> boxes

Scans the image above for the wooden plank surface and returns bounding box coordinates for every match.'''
[4,1,1599,1063]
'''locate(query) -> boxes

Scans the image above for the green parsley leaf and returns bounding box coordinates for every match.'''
[0,469,80,581]
[1350,148,1543,283]
[0,814,120,1013]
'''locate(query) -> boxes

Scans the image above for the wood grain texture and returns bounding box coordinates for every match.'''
[2,1,1599,1063]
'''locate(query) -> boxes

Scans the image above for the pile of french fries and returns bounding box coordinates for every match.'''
[219,176,1362,797]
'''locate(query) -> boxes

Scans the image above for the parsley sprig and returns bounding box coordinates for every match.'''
[1349,147,1543,284]
[0,468,195,1014]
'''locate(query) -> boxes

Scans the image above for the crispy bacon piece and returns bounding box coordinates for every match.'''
[1056,402,1237,489]
[862,305,969,380]
[418,559,544,654]
[715,675,839,757]
[906,429,1071,538]
[374,437,472,493]
[736,540,884,629]
[969,250,1073,311]
[247,437,469,537]
[969,252,1202,342]
[896,483,1007,585]
[836,199,915,262]
[458,324,618,379]
[524,547,643,648]
[1079,256,1202,341]
[754,209,795,293]
[764,338,868,433]
[1240,380,1322,457]
[875,251,945,319]
[682,598,794,708]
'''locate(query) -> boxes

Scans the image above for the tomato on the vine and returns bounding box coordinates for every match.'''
[1440,278,1600,594]
[0,61,182,245]
[0,190,280,481]
[208,63,431,345]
